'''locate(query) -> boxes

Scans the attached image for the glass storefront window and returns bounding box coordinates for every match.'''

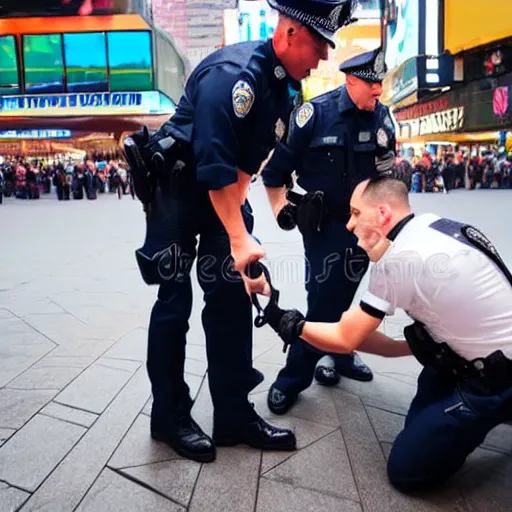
[107,31,153,91]
[0,35,20,95]
[63,32,108,93]
[23,34,64,94]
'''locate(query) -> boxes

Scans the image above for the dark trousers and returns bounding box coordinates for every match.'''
[387,367,512,491]
[273,220,369,396]
[146,189,261,432]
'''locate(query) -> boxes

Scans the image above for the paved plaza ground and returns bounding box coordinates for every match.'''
[1,185,511,511]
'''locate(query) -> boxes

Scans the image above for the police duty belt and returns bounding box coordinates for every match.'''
[287,189,348,223]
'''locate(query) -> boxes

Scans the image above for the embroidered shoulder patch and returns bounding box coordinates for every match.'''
[232,80,254,119]
[295,102,314,128]
[383,114,395,131]
[377,128,389,148]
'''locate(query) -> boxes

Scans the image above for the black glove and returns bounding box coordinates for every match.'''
[264,300,306,352]
[276,203,297,230]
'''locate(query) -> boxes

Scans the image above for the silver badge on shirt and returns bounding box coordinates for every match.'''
[358,131,371,143]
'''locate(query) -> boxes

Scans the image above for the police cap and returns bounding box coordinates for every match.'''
[267,0,356,48]
[339,47,387,83]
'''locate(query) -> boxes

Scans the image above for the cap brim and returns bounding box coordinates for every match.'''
[308,26,336,48]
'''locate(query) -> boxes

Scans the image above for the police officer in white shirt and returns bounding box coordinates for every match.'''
[262,175,512,492]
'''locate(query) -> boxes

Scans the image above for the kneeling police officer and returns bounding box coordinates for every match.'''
[123,0,356,463]
[262,47,396,414]
[263,176,512,491]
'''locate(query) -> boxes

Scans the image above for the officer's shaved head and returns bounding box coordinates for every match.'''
[360,176,410,208]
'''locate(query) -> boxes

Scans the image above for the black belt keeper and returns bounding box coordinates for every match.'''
[404,321,512,394]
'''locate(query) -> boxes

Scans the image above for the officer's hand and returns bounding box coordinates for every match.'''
[375,151,396,175]
[264,300,305,347]
[276,203,297,230]
[241,273,271,299]
[231,234,265,290]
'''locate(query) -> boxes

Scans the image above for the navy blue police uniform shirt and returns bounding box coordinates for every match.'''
[262,84,396,209]
[164,39,297,191]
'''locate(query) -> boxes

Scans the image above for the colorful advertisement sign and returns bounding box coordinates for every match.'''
[384,0,419,71]
[0,90,175,117]
[233,1,278,43]
[444,0,512,55]
[0,129,72,139]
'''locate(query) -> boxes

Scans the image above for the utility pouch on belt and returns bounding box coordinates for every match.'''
[287,189,324,236]
[123,127,182,214]
[404,321,512,393]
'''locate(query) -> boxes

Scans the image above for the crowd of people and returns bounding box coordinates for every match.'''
[0,153,131,203]
[394,148,512,193]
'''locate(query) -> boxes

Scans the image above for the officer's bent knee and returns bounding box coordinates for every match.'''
[386,455,440,494]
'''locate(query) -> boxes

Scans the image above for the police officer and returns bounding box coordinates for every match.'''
[263,176,512,492]
[123,0,356,463]
[262,47,396,414]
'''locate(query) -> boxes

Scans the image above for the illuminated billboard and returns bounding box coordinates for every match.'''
[0,35,19,95]
[384,0,419,71]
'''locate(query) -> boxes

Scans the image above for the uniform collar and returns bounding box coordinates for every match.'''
[337,85,356,114]
[387,213,415,241]
[264,39,301,90]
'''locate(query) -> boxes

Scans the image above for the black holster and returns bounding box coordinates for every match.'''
[287,189,325,236]
[404,321,512,394]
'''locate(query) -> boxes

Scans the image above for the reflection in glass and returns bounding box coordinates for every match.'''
[64,32,108,92]
[0,36,19,95]
[23,34,64,94]
[107,31,153,91]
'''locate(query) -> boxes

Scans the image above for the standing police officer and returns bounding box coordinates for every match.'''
[123,0,356,463]
[262,48,396,414]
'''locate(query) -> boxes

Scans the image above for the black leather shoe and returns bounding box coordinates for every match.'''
[151,415,216,463]
[214,415,296,451]
[336,352,373,382]
[267,384,298,415]
[315,365,340,386]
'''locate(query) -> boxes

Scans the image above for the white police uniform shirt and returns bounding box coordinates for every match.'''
[360,213,512,360]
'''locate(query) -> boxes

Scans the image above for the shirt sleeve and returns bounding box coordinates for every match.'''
[261,101,316,188]
[192,66,256,190]
[359,262,396,319]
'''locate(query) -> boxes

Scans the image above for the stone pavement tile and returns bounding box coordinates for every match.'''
[452,447,512,512]
[252,384,340,427]
[481,423,512,454]
[75,468,184,512]
[101,328,148,362]
[0,428,16,444]
[361,353,422,380]
[186,343,207,363]
[53,358,140,414]
[40,402,98,428]
[0,388,56,429]
[141,374,205,418]
[250,362,283,395]
[337,371,416,415]
[23,313,118,345]
[254,339,288,366]
[366,406,405,443]
[7,364,83,391]
[0,482,30,512]
[0,313,56,387]
[0,414,85,491]
[252,331,282,360]
[333,389,467,512]
[191,378,213,437]
[108,414,182,469]
[21,366,150,512]
[49,339,115,358]
[260,415,338,474]
[121,459,201,508]
[256,479,363,512]
[189,446,260,512]
[264,430,359,502]
[185,357,207,377]
[0,296,64,318]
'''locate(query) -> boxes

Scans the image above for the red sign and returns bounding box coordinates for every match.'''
[493,86,509,117]
[394,96,450,122]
